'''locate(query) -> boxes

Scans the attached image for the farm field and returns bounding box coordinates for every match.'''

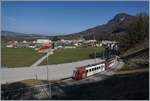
[1,48,45,68]
[40,47,104,65]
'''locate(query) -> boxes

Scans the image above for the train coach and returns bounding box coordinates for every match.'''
[73,56,118,80]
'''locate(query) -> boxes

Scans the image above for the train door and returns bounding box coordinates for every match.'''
[102,65,105,71]
[82,71,86,79]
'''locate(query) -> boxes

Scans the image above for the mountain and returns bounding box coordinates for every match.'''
[1,31,52,41]
[66,13,136,40]
[1,31,27,37]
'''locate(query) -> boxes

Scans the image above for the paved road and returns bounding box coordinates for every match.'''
[1,58,104,84]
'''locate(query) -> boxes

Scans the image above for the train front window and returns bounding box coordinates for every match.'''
[73,70,77,78]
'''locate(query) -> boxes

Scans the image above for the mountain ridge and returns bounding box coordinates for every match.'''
[65,13,136,40]
[1,13,137,40]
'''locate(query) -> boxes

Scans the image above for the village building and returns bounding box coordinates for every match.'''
[36,39,52,53]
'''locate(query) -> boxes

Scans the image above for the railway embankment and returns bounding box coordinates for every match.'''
[53,70,148,100]
[120,39,149,71]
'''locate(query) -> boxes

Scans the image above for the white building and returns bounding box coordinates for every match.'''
[85,40,97,43]
[22,40,27,43]
[33,41,36,44]
[6,44,13,48]
[36,39,51,44]
[101,40,117,45]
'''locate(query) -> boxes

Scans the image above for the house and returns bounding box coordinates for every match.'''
[36,39,51,44]
[83,40,97,47]
[36,39,52,53]
[6,44,13,48]
[22,40,27,43]
[6,41,17,48]
[101,40,117,45]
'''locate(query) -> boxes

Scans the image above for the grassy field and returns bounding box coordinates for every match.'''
[1,48,45,68]
[40,47,104,65]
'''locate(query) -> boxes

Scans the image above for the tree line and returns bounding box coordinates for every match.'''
[120,13,149,52]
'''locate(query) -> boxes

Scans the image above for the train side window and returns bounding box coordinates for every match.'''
[89,69,91,72]
[92,68,94,71]
[86,70,88,73]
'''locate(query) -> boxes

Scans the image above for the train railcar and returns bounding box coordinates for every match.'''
[73,61,106,80]
[105,56,117,69]
[73,56,118,80]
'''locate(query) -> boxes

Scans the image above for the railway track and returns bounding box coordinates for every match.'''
[51,60,122,87]
[121,48,149,59]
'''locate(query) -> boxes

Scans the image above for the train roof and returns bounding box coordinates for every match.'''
[76,60,106,69]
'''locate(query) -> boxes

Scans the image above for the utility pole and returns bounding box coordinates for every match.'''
[102,47,104,59]
[94,51,96,63]
[46,51,49,81]
[46,49,51,99]
[93,33,96,64]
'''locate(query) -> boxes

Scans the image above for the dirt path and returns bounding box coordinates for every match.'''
[31,49,54,67]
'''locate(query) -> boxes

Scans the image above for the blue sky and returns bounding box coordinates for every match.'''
[1,1,149,35]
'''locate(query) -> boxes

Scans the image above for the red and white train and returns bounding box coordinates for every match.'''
[73,56,118,80]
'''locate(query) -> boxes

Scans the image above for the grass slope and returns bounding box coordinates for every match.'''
[122,39,149,57]
[1,48,44,68]
[120,39,149,71]
[40,47,104,65]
